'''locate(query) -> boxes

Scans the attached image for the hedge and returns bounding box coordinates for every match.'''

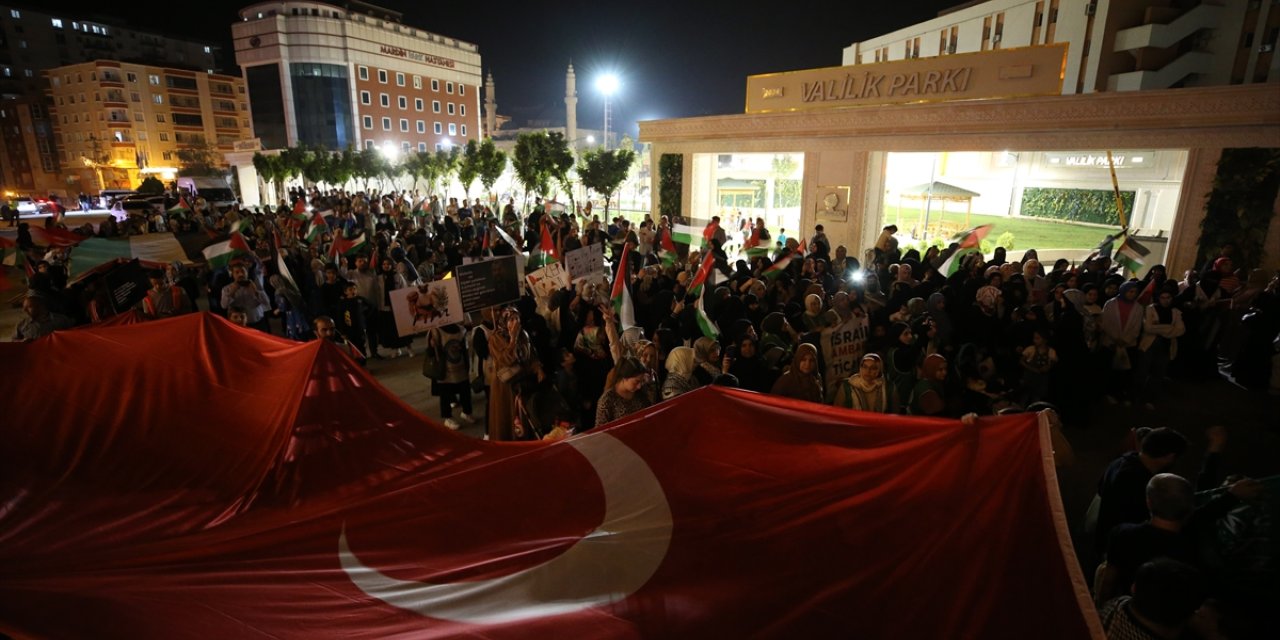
[1020,187,1133,225]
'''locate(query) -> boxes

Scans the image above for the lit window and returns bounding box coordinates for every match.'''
[447,103,454,115]
[400,118,408,132]
[431,79,439,91]
[415,98,423,111]
[360,90,370,105]
[363,115,373,129]
[413,76,421,89]
[23,69,32,77]
[358,66,368,81]
[153,95,163,104]
[204,46,212,53]
[448,123,456,135]
[51,18,62,28]
[416,120,425,133]
[10,9,20,18]
[433,122,441,134]
[446,82,454,94]
[149,75,160,85]
[382,117,391,131]
[377,69,387,83]
[398,96,406,109]
[432,100,440,113]
[380,93,389,107]
[396,72,405,86]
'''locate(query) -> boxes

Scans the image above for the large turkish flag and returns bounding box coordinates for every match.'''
[0,313,1101,639]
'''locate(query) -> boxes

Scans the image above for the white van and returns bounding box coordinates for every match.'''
[176,176,238,210]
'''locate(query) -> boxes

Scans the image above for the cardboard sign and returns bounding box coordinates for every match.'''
[525,261,571,302]
[565,243,605,283]
[389,278,465,337]
[820,314,870,400]
[455,254,522,313]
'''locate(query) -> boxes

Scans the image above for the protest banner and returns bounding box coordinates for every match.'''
[525,261,571,303]
[389,278,465,337]
[565,243,605,282]
[820,313,870,400]
[455,254,521,313]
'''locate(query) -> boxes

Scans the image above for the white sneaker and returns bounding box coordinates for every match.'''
[458,412,476,424]
[443,418,461,430]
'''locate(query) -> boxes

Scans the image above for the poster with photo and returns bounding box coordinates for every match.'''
[565,244,605,283]
[389,278,465,337]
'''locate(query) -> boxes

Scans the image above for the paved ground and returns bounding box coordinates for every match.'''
[3,262,1277,578]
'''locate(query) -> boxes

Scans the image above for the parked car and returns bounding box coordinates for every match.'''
[13,196,53,215]
[112,195,167,220]
[98,189,138,209]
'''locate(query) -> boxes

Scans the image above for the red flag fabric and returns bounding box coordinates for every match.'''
[687,249,717,296]
[540,220,559,260]
[294,198,307,215]
[0,313,1101,639]
[28,225,87,248]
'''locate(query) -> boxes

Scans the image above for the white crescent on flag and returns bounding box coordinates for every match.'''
[339,432,673,624]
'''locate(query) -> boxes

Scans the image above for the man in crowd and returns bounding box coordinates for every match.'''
[220,263,271,332]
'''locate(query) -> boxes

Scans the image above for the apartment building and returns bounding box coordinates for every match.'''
[45,60,252,193]
[842,0,1279,94]
[232,0,482,153]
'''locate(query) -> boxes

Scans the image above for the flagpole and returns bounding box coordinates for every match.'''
[1105,151,1128,231]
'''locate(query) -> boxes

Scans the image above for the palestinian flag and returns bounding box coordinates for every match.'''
[744,227,771,260]
[539,221,560,264]
[292,198,307,217]
[233,217,254,235]
[695,294,719,339]
[687,250,716,298]
[201,232,253,270]
[659,227,678,268]
[795,237,808,258]
[492,223,524,255]
[761,253,794,281]
[610,242,637,331]
[1114,234,1150,274]
[273,230,300,292]
[29,225,86,248]
[168,198,191,214]
[950,224,993,250]
[329,232,368,259]
[940,247,980,277]
[671,223,700,246]
[305,212,328,244]
[544,200,567,215]
[702,221,720,247]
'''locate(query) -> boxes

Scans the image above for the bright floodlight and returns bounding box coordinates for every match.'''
[441,137,453,149]
[586,135,596,144]
[596,73,619,96]
[380,143,398,162]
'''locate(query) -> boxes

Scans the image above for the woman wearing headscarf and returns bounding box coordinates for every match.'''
[488,306,537,440]
[379,256,414,357]
[662,346,700,400]
[884,321,920,414]
[692,336,723,386]
[760,311,795,358]
[728,334,773,393]
[801,293,827,332]
[908,353,949,416]
[1136,284,1185,409]
[926,291,953,349]
[1100,280,1145,405]
[770,342,824,404]
[833,353,890,413]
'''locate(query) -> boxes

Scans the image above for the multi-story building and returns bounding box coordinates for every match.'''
[842,0,1279,93]
[0,3,223,196]
[232,1,482,154]
[44,60,253,193]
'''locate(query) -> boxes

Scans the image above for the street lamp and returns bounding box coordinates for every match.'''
[596,73,619,150]
[586,135,595,145]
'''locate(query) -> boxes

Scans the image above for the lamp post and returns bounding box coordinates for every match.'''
[596,74,619,151]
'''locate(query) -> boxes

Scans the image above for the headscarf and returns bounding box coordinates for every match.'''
[693,336,720,365]
[927,292,952,344]
[906,297,926,319]
[771,342,823,404]
[1063,289,1086,315]
[665,346,695,377]
[850,353,885,393]
[921,353,947,380]
[976,285,1001,311]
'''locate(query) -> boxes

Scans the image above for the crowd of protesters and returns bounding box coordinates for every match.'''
[5,183,1278,638]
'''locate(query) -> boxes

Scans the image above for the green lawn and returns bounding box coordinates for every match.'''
[883,205,1113,251]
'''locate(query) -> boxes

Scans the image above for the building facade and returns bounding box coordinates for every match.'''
[232,1,482,154]
[0,3,222,196]
[44,60,252,194]
[842,0,1279,93]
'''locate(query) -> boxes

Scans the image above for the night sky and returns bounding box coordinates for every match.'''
[42,0,959,136]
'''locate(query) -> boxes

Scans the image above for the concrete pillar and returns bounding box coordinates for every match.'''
[1163,147,1222,276]
[1260,183,1280,272]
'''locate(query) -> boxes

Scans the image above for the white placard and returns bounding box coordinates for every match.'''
[389,278,465,337]
[565,243,605,282]
[525,261,571,302]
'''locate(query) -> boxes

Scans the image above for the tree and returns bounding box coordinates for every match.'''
[278,146,309,186]
[457,139,482,201]
[578,148,636,217]
[513,131,552,209]
[302,146,329,187]
[435,147,461,198]
[545,131,576,213]
[137,176,165,194]
[475,138,508,202]
[252,152,285,204]
[355,147,383,192]
[771,154,801,208]
[176,138,221,177]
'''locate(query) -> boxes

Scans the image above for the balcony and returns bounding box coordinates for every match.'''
[1113,3,1225,52]
[1107,50,1216,90]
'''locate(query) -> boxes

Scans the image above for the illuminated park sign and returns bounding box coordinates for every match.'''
[745,44,1066,113]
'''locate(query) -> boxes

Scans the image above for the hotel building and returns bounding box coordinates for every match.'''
[232,1,482,154]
